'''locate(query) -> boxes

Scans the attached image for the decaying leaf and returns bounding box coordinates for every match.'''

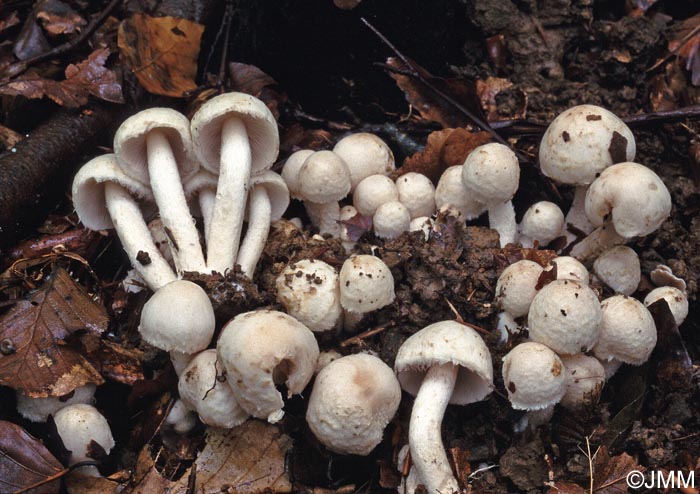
[228,62,286,118]
[0,420,64,494]
[85,339,144,386]
[0,123,23,150]
[593,446,643,494]
[0,48,123,107]
[0,11,20,33]
[340,212,372,241]
[668,15,700,86]
[36,0,86,36]
[475,77,527,122]
[546,481,587,494]
[118,14,204,97]
[0,267,107,397]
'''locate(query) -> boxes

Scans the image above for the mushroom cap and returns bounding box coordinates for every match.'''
[396,172,436,219]
[139,280,215,354]
[353,174,399,216]
[249,171,290,221]
[409,216,434,241]
[114,107,198,185]
[53,404,114,464]
[461,143,520,205]
[644,286,688,327]
[339,255,395,313]
[332,133,395,191]
[373,201,411,239]
[585,162,672,238]
[501,342,566,410]
[539,104,635,186]
[559,354,605,410]
[17,384,96,423]
[435,166,485,220]
[178,350,248,429]
[520,201,565,246]
[184,168,218,197]
[593,246,640,295]
[394,320,494,405]
[599,357,623,380]
[547,256,589,285]
[298,151,351,203]
[190,92,279,174]
[216,310,319,422]
[528,279,602,355]
[72,154,154,230]
[275,259,342,332]
[593,295,657,365]
[495,260,544,317]
[281,149,314,199]
[307,354,401,455]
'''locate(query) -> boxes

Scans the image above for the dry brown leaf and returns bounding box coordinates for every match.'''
[593,446,643,494]
[546,481,587,493]
[0,267,107,397]
[118,14,204,97]
[339,211,372,241]
[36,0,86,36]
[85,339,144,386]
[228,62,286,118]
[333,0,362,10]
[669,15,700,86]
[0,123,23,150]
[0,11,20,33]
[475,76,527,122]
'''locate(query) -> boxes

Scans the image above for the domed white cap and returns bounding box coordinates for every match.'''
[593,245,640,295]
[528,279,602,355]
[17,384,96,423]
[593,295,657,365]
[249,170,290,221]
[559,354,605,410]
[394,320,493,405]
[353,174,398,216]
[298,151,351,203]
[502,342,566,410]
[307,353,401,455]
[539,104,635,185]
[547,256,589,285]
[53,404,115,464]
[520,201,564,246]
[339,255,395,313]
[396,172,436,219]
[275,259,342,332]
[373,201,411,239]
[281,149,314,199]
[332,133,395,191]
[644,286,688,327]
[461,143,520,205]
[495,260,544,317]
[435,166,485,220]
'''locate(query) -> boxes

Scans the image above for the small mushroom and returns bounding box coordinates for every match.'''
[502,342,566,410]
[17,384,96,423]
[353,174,399,216]
[373,200,411,239]
[394,321,493,494]
[435,166,485,220]
[339,255,395,331]
[306,354,401,455]
[593,245,640,295]
[53,404,115,473]
[408,216,434,241]
[518,201,565,247]
[559,354,605,411]
[164,399,197,434]
[495,260,544,318]
[546,256,590,285]
[280,149,314,199]
[183,168,218,244]
[332,132,395,191]
[644,286,688,327]
[395,172,436,219]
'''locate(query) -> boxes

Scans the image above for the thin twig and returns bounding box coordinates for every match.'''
[340,321,394,347]
[11,461,98,494]
[648,22,700,72]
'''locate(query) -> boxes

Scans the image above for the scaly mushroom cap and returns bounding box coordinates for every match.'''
[275,259,342,332]
[547,256,590,285]
[644,286,688,327]
[339,255,395,313]
[332,132,395,191]
[539,104,635,185]
[559,354,605,411]
[520,201,565,245]
[593,295,657,365]
[353,174,399,216]
[114,108,198,185]
[298,150,351,204]
[461,143,520,205]
[216,310,319,423]
[435,166,485,220]
[373,201,411,239]
[248,171,290,221]
[139,280,215,354]
[178,349,248,429]
[307,354,401,455]
[585,162,672,238]
[528,279,602,355]
[502,342,566,410]
[394,320,494,405]
[190,91,279,174]
[53,404,115,464]
[593,245,640,295]
[495,260,544,318]
[396,172,436,219]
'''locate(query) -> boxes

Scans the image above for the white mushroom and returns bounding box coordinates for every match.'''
[559,354,605,410]
[373,201,411,239]
[395,172,436,219]
[353,174,399,216]
[164,399,197,435]
[339,255,395,330]
[495,260,544,318]
[644,286,688,327]
[502,342,566,410]
[53,404,114,472]
[409,216,434,241]
[593,245,640,295]
[546,256,589,285]
[435,166,484,220]
[332,132,395,191]
[281,149,314,199]
[17,384,96,423]
[183,168,218,244]
[518,201,565,247]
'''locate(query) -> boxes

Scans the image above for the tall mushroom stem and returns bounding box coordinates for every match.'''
[562,186,594,244]
[488,201,516,247]
[206,117,251,273]
[237,186,271,278]
[569,219,625,264]
[305,201,341,237]
[145,130,206,274]
[104,183,176,290]
[198,189,216,244]
[409,363,460,494]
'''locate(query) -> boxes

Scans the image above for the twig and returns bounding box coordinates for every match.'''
[11,461,98,494]
[340,321,394,347]
[1,0,121,79]
[648,22,700,72]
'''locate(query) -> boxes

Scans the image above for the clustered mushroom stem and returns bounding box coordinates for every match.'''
[562,186,593,243]
[206,117,252,273]
[145,130,206,274]
[104,182,177,291]
[237,186,272,278]
[569,219,625,264]
[305,201,341,237]
[488,200,517,247]
[409,363,460,494]
[198,188,216,244]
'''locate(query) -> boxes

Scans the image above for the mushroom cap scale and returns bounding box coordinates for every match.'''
[190,92,279,174]
[332,132,395,191]
[461,143,520,205]
[339,255,395,313]
[502,342,566,410]
[593,295,657,365]
[52,404,115,464]
[394,320,494,405]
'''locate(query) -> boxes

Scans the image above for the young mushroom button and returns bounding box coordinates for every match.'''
[339,255,395,329]
[495,260,544,318]
[53,404,115,473]
[502,342,566,410]
[559,354,605,411]
[518,201,565,248]
[332,132,395,191]
[394,321,494,494]
[593,246,640,295]
[644,286,688,327]
[435,166,485,221]
[396,172,436,219]
[373,201,411,240]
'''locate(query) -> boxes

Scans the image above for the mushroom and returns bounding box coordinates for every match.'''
[593,295,657,366]
[178,349,248,429]
[17,384,96,423]
[53,404,114,474]
[396,172,436,219]
[315,350,342,374]
[435,166,484,220]
[164,399,198,435]
[280,149,314,199]
[373,201,411,239]
[216,310,319,423]
[546,256,589,285]
[518,201,565,247]
[409,216,434,241]
[183,168,218,244]
[502,342,566,411]
[495,260,544,319]
[72,154,176,290]
[528,279,602,355]
[339,255,395,331]
[306,354,401,455]
[114,108,206,274]
[332,132,395,191]
[461,143,520,247]
[275,259,342,332]
[237,171,290,278]
[592,245,640,295]
[353,174,399,216]
[394,321,494,494]
[190,92,279,273]
[644,286,688,327]
[538,105,635,243]
[559,354,605,411]
[571,162,672,262]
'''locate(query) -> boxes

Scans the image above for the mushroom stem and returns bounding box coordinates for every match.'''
[488,200,516,247]
[305,201,341,237]
[104,182,177,290]
[569,219,625,264]
[206,117,252,273]
[237,186,271,278]
[409,363,460,494]
[146,130,206,274]
[562,186,594,244]
[198,188,215,244]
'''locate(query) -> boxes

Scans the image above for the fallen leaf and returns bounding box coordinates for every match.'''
[546,481,587,494]
[333,0,362,10]
[0,123,23,150]
[85,339,144,386]
[0,11,20,33]
[593,446,643,494]
[339,212,373,241]
[0,267,107,397]
[228,62,286,118]
[0,420,63,494]
[668,15,700,86]
[36,0,86,36]
[475,77,527,122]
[118,14,204,97]
[13,14,50,61]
